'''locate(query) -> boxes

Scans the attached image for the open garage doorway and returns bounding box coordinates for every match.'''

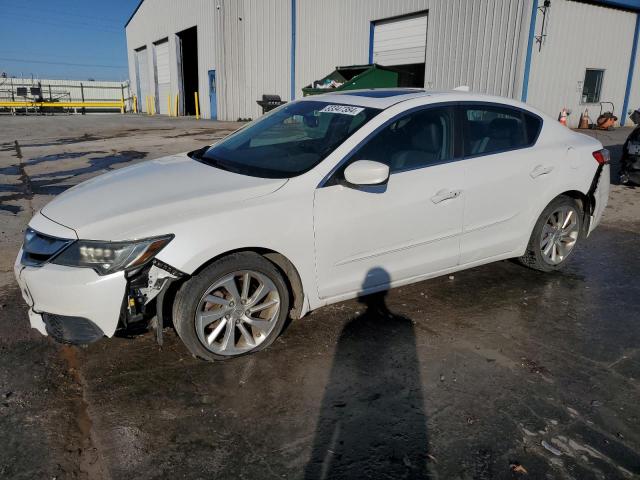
[153,39,170,115]
[176,26,199,116]
[372,12,427,88]
[134,46,150,112]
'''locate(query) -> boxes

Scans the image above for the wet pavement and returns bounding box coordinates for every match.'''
[0,115,639,479]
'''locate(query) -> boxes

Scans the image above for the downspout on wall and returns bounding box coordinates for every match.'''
[290,0,296,101]
[621,13,640,126]
[368,22,374,64]
[521,0,539,102]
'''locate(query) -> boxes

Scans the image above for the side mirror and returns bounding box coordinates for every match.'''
[343,160,390,186]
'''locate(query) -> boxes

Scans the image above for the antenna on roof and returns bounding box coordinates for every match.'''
[453,85,470,92]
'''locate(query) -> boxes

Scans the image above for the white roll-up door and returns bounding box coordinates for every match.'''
[155,40,171,115]
[135,47,150,112]
[373,13,428,66]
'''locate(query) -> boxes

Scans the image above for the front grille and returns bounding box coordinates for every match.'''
[21,228,73,267]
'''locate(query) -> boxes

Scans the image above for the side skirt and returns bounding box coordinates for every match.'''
[310,249,522,311]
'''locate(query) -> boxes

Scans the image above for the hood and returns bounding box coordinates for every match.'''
[41,153,287,240]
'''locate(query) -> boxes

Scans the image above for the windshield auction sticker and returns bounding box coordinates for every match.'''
[319,104,364,116]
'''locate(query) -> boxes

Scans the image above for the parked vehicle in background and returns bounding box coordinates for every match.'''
[620,108,640,185]
[15,89,610,361]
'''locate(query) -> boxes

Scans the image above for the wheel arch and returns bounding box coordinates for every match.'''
[518,189,589,271]
[190,247,306,320]
[557,189,592,236]
[560,189,588,210]
[530,189,590,236]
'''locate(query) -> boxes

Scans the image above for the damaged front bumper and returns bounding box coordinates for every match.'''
[14,250,184,344]
[14,250,127,342]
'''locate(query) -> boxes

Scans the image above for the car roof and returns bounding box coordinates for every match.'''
[297,88,542,115]
[298,88,434,109]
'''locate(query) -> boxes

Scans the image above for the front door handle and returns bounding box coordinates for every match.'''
[530,164,554,178]
[431,189,462,204]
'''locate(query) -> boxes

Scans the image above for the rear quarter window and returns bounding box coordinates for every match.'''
[524,113,542,145]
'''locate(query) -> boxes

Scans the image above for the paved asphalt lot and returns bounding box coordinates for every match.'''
[0,114,639,479]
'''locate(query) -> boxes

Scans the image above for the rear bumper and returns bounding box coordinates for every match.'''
[588,164,610,234]
[14,249,126,342]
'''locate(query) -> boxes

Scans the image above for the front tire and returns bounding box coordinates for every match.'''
[173,252,289,361]
[519,195,583,272]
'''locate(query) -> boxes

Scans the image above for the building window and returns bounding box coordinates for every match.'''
[582,69,604,104]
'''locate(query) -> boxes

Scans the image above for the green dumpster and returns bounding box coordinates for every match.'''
[302,64,412,96]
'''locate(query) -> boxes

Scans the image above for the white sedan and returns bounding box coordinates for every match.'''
[14,89,610,360]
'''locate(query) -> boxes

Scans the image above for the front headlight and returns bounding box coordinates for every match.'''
[52,235,173,275]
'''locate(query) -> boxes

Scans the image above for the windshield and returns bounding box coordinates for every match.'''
[199,100,381,178]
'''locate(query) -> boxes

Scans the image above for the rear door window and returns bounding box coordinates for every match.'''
[463,104,540,157]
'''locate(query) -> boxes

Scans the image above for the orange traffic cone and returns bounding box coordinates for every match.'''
[578,108,590,129]
[558,108,568,127]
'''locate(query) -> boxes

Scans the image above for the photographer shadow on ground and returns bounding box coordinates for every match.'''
[304,267,430,480]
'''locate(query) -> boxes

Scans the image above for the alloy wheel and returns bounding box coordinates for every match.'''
[195,270,281,356]
[540,205,580,265]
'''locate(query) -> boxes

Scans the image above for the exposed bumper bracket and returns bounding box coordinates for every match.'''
[124,259,186,346]
[154,278,180,346]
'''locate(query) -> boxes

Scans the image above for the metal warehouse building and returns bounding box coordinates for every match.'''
[126,0,640,127]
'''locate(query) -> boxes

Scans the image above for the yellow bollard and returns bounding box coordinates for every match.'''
[133,96,138,114]
[194,92,200,120]
[174,94,179,117]
[120,94,125,114]
[151,96,156,115]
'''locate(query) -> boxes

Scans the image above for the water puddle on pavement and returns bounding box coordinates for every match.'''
[0,148,147,215]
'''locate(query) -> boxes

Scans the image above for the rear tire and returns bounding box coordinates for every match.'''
[519,195,583,272]
[173,252,289,361]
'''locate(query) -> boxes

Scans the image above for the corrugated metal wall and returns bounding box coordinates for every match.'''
[425,0,528,97]
[126,0,219,118]
[126,0,290,121]
[126,0,639,124]
[295,0,427,95]
[127,0,529,120]
[629,16,640,119]
[0,77,128,104]
[213,0,291,120]
[526,1,637,127]
[295,0,528,99]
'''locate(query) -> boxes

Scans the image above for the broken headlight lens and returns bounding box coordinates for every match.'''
[52,235,173,275]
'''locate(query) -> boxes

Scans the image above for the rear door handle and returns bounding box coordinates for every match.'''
[530,164,554,178]
[431,189,462,204]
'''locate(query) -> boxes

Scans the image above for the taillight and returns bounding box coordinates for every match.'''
[592,149,610,165]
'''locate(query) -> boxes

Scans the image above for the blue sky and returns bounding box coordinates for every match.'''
[0,0,139,81]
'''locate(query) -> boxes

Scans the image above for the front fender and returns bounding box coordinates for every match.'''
[154,193,318,311]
